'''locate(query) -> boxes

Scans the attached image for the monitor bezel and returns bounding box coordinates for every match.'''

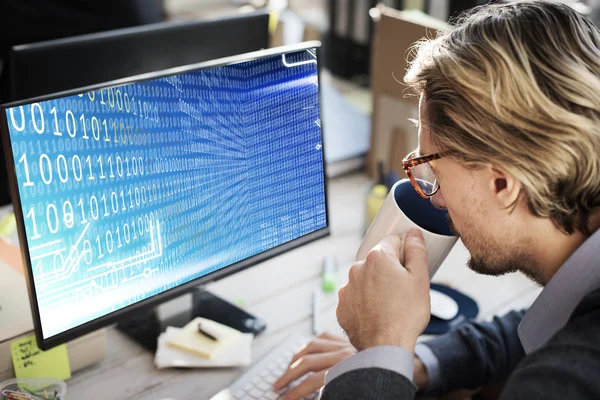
[0,41,330,350]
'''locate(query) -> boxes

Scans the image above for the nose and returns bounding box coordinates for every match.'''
[430,189,447,210]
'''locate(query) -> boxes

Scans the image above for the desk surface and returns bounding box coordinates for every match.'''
[67,172,541,399]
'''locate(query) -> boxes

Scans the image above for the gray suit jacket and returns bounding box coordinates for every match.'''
[320,287,600,399]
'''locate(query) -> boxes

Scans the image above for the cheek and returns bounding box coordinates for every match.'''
[443,191,474,236]
[435,168,475,230]
[446,206,461,234]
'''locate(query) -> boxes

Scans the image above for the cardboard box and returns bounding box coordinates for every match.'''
[367,6,448,177]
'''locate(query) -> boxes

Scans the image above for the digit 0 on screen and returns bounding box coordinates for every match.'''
[3,48,326,340]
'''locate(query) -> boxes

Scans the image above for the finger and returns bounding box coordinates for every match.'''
[403,229,428,278]
[280,370,326,400]
[375,235,403,260]
[317,332,347,342]
[347,262,363,285]
[336,285,349,330]
[274,351,346,390]
[289,338,351,366]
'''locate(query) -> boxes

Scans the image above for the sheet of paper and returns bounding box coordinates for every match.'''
[155,327,252,369]
[167,317,244,359]
[0,262,33,341]
[11,334,71,380]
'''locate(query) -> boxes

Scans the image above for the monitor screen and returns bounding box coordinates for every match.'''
[2,46,327,342]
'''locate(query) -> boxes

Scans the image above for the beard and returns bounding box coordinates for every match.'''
[446,213,543,284]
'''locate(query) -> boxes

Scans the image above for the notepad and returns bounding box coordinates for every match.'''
[10,334,71,380]
[166,317,244,359]
[155,327,253,369]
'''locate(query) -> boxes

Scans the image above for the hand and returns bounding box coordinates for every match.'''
[273,332,355,400]
[413,355,429,391]
[336,229,431,352]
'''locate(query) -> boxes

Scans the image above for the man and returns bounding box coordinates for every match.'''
[273,1,600,398]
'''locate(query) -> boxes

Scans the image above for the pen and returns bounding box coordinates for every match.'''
[197,323,219,341]
[312,288,321,335]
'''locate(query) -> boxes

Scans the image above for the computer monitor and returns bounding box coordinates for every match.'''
[0,11,269,209]
[9,11,270,102]
[0,42,329,350]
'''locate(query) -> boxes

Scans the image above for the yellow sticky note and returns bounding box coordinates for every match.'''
[0,212,16,238]
[11,334,71,381]
[268,12,280,35]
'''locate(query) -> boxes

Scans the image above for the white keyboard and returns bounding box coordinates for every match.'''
[210,335,319,400]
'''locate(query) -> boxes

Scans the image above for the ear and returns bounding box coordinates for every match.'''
[488,166,521,209]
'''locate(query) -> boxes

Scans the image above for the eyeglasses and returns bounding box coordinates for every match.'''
[401,150,443,198]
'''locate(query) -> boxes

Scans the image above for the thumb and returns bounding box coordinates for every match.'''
[403,229,428,278]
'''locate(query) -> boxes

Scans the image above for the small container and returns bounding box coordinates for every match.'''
[0,378,67,400]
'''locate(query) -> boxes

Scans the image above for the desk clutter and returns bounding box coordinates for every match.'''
[0,378,66,400]
[154,318,254,369]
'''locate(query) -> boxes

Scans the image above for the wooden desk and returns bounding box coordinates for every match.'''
[67,173,541,399]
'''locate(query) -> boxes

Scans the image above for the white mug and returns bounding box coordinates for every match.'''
[357,179,458,278]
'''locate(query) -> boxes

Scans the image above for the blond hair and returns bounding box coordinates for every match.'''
[405,0,600,235]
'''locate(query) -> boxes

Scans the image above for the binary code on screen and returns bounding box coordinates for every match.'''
[4,48,326,339]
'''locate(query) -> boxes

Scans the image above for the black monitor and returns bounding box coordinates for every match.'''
[0,42,329,350]
[9,11,270,102]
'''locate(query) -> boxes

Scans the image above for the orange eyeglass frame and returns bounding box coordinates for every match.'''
[401,151,443,198]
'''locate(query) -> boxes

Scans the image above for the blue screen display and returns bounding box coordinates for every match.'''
[4,48,327,339]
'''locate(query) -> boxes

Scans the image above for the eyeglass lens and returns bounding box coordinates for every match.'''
[411,162,439,195]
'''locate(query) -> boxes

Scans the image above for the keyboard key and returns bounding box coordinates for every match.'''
[277,360,288,370]
[265,391,280,400]
[208,337,314,400]
[249,388,264,399]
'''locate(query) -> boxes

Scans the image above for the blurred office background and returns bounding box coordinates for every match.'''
[0,0,597,203]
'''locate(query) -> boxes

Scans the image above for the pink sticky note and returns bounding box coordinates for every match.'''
[0,238,24,275]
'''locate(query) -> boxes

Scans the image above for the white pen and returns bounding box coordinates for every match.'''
[312,288,321,335]
[198,322,221,341]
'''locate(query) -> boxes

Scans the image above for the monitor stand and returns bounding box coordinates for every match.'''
[116,288,266,351]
